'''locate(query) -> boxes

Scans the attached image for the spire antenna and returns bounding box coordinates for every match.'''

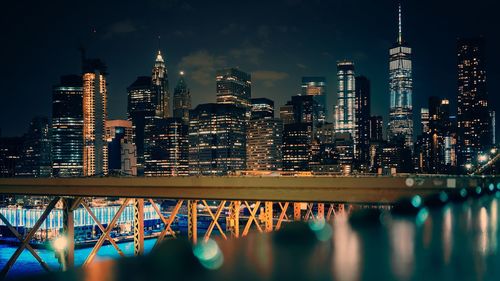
[398,2,402,44]
[157,35,161,53]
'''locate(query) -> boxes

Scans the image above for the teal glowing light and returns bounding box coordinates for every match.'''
[411,195,422,208]
[475,186,482,195]
[193,239,224,270]
[308,218,332,242]
[416,208,429,226]
[459,188,467,198]
[488,183,495,192]
[439,192,448,203]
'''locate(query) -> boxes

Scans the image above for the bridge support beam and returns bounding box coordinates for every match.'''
[188,200,198,244]
[294,202,301,221]
[227,201,240,238]
[133,198,144,256]
[62,198,75,268]
[317,203,325,220]
[265,202,273,232]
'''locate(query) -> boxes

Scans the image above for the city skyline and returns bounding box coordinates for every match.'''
[1,0,499,142]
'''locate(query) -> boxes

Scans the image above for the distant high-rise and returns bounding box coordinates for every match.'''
[189,104,246,175]
[369,116,384,142]
[282,123,312,171]
[247,98,282,171]
[334,61,356,154]
[388,3,413,148]
[17,117,51,177]
[355,76,371,169]
[420,108,430,134]
[457,37,491,170]
[250,98,274,120]
[0,137,22,178]
[301,77,327,124]
[82,59,108,176]
[247,120,282,171]
[279,103,295,125]
[127,76,155,176]
[106,120,137,176]
[173,71,191,124]
[144,118,188,176]
[152,49,170,118]
[52,75,83,177]
[216,68,251,117]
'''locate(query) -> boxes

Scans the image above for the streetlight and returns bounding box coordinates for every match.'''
[52,236,68,271]
[465,163,472,170]
[478,154,488,163]
[491,148,497,155]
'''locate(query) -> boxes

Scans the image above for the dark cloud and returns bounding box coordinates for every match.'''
[104,20,140,38]
[252,70,289,87]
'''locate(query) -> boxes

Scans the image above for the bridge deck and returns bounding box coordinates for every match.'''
[0,176,495,203]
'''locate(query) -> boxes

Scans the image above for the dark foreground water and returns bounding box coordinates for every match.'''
[0,239,157,279]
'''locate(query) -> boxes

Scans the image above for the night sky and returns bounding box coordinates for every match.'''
[1,0,498,140]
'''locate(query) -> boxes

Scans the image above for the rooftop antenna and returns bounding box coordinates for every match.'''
[398,2,403,44]
[158,35,161,54]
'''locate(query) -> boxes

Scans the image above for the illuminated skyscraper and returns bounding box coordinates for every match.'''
[173,71,191,124]
[51,75,83,177]
[127,76,155,176]
[106,120,137,176]
[301,77,327,124]
[457,37,491,170]
[247,98,282,171]
[152,49,170,118]
[144,118,189,176]
[216,68,251,118]
[189,104,246,175]
[334,61,356,154]
[282,123,312,171]
[388,3,413,148]
[355,76,371,169]
[82,59,108,176]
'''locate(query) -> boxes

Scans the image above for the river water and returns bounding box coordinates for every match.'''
[0,239,157,279]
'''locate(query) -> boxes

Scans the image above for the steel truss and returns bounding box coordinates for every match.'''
[0,197,349,278]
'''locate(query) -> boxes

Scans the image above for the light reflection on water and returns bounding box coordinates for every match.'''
[332,217,361,281]
[0,239,157,278]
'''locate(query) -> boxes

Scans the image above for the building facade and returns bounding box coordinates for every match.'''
[144,118,189,176]
[106,120,137,176]
[52,75,83,177]
[17,117,51,177]
[301,77,327,124]
[189,104,246,175]
[247,98,282,171]
[282,123,312,171]
[216,68,251,118]
[82,59,108,176]
[334,61,357,158]
[355,76,371,169]
[457,37,491,171]
[173,71,191,124]
[127,76,155,176]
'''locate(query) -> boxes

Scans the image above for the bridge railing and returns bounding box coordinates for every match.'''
[0,175,497,279]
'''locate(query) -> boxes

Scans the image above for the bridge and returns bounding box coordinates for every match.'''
[0,175,498,280]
